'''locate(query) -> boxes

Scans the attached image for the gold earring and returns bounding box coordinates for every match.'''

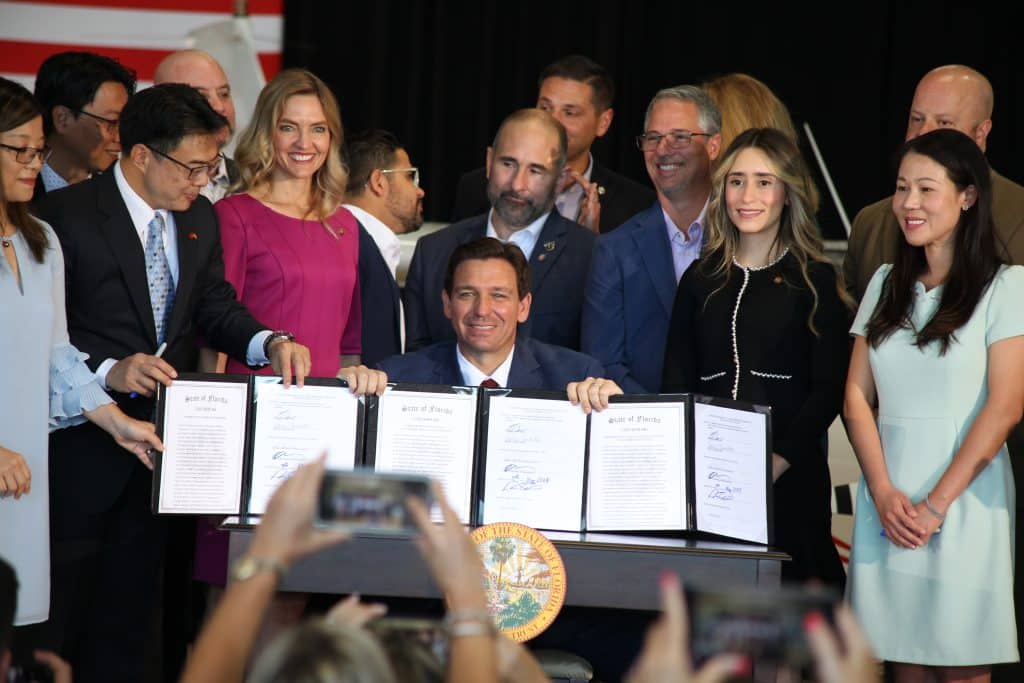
[962,203,970,211]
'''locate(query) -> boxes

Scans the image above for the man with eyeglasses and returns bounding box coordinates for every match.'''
[153,50,240,203]
[33,84,312,683]
[581,85,722,393]
[342,129,426,366]
[451,55,654,234]
[405,109,595,352]
[32,51,136,201]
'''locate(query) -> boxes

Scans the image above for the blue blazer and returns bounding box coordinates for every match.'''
[356,223,403,367]
[378,337,605,390]
[402,211,595,352]
[581,202,677,393]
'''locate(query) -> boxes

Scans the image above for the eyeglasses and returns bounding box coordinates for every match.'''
[635,130,712,152]
[0,142,52,164]
[380,167,420,188]
[75,109,120,134]
[146,145,223,182]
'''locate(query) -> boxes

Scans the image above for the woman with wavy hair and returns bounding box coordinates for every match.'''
[662,127,851,586]
[846,129,1022,680]
[194,69,366,594]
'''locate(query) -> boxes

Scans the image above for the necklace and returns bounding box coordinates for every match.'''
[0,225,14,248]
[732,247,789,272]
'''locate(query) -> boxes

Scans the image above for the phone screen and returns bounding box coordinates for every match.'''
[686,584,838,667]
[316,469,432,534]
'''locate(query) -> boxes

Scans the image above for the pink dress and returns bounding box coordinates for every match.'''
[195,193,362,584]
[217,193,362,376]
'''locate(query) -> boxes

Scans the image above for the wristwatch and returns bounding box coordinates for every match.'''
[229,555,287,583]
[263,330,295,359]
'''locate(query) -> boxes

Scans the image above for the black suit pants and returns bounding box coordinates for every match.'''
[46,428,165,683]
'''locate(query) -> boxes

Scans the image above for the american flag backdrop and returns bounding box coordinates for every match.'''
[0,0,283,139]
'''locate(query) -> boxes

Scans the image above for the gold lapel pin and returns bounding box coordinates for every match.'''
[544,241,556,251]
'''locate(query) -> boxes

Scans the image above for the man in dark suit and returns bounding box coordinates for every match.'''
[382,237,619,407]
[34,84,311,683]
[451,55,654,234]
[153,49,241,203]
[32,51,136,202]
[343,129,426,366]
[406,109,595,352]
[581,86,722,393]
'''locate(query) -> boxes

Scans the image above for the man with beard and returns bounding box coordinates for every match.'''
[343,129,426,365]
[581,86,721,392]
[404,109,595,351]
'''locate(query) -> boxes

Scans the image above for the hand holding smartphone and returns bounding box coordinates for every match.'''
[686,583,839,667]
[316,468,433,535]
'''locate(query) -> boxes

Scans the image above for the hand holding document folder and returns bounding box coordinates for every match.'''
[154,377,771,546]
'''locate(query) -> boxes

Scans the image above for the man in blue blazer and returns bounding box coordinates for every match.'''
[581,86,722,393]
[381,238,620,410]
[404,109,595,352]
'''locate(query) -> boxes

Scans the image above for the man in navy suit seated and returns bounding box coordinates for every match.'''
[381,237,620,410]
[404,109,595,352]
[581,85,722,393]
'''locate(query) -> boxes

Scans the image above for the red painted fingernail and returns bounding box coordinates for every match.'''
[733,656,751,675]
[803,611,824,631]
[659,570,676,587]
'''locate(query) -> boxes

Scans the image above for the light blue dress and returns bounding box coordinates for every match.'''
[0,221,111,625]
[848,264,1022,665]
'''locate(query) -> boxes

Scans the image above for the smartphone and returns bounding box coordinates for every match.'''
[6,661,54,683]
[316,468,432,534]
[686,583,839,667]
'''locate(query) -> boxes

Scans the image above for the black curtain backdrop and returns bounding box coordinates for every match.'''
[283,1,1023,239]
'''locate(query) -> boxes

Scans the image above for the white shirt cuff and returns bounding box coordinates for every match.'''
[96,358,118,390]
[248,330,273,366]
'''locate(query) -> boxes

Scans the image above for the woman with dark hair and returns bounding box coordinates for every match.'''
[846,128,1023,680]
[662,127,852,587]
[0,77,160,627]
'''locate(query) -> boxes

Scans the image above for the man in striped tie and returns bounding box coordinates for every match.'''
[34,83,312,682]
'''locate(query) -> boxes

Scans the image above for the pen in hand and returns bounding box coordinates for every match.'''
[130,341,168,399]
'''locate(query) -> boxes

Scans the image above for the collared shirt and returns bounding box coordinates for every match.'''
[457,343,515,387]
[554,153,594,222]
[200,155,231,204]
[343,203,405,350]
[95,162,270,388]
[486,210,549,261]
[664,196,709,283]
[40,162,72,193]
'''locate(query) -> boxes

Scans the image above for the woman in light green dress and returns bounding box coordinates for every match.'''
[845,128,1023,681]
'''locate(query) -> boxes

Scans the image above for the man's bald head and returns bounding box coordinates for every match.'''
[154,50,236,143]
[491,108,568,170]
[907,64,993,152]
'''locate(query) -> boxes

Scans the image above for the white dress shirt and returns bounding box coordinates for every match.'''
[343,203,405,349]
[95,163,270,388]
[486,210,549,261]
[456,344,515,387]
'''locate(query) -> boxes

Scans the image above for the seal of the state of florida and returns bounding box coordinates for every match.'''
[469,522,566,642]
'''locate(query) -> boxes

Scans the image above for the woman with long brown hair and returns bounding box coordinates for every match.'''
[662,127,852,587]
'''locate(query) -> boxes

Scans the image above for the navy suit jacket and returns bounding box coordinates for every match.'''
[450,161,655,234]
[403,211,595,351]
[581,202,679,393]
[378,337,605,390]
[356,222,402,367]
